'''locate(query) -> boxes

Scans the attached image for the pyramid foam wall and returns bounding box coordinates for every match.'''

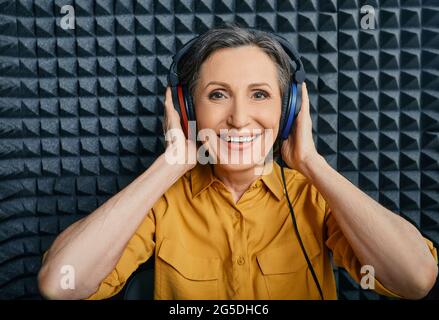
[0,0,438,300]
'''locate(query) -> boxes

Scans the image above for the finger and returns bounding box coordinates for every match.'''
[162,86,170,117]
[301,82,310,112]
[164,86,171,103]
[164,87,175,122]
[296,82,311,123]
[164,87,175,114]
[163,86,183,131]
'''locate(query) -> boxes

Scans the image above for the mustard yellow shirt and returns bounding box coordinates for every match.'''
[83,161,437,300]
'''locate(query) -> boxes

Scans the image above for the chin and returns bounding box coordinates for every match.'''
[214,161,261,173]
[215,135,273,173]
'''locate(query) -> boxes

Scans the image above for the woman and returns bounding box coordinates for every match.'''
[38,25,438,300]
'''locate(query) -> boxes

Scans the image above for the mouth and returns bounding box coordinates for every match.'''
[217,133,263,152]
[218,134,261,143]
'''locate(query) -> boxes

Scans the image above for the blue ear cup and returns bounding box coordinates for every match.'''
[268,34,305,141]
[280,80,303,140]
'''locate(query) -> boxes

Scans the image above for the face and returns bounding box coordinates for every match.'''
[193,45,282,173]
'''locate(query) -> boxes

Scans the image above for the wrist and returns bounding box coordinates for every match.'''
[161,148,195,174]
[157,152,193,180]
[298,153,328,182]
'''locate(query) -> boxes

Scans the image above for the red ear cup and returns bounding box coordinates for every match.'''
[182,85,195,122]
[176,84,189,138]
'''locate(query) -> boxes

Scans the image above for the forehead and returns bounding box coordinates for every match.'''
[197,45,279,86]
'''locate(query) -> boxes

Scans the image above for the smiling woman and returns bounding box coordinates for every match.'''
[38,23,438,301]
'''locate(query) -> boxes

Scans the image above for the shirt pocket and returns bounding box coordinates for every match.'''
[256,232,322,299]
[157,238,220,299]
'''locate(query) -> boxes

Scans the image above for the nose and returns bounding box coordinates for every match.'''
[227,95,250,129]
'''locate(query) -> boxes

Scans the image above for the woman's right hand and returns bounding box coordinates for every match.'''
[163,86,197,172]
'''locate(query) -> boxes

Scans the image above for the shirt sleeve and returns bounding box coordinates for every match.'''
[83,195,168,300]
[41,211,156,301]
[82,213,154,299]
[323,201,438,299]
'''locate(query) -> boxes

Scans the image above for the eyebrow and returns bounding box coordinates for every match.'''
[204,81,272,90]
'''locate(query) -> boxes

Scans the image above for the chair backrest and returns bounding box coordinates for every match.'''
[124,268,155,300]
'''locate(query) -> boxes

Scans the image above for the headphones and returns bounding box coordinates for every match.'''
[167,30,307,141]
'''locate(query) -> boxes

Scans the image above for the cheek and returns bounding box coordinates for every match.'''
[194,101,229,130]
[195,106,221,130]
[256,105,282,131]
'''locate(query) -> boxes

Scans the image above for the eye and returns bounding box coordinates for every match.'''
[252,90,270,100]
[208,91,226,100]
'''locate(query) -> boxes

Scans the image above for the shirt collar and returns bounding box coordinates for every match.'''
[260,161,285,201]
[189,163,217,199]
[189,161,285,201]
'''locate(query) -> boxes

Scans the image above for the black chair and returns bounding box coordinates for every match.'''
[123,258,155,300]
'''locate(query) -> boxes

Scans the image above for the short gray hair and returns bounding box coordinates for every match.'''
[177,23,292,98]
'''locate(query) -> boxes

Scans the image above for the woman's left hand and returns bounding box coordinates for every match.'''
[280,82,322,177]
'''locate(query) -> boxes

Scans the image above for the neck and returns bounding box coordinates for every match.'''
[212,162,270,204]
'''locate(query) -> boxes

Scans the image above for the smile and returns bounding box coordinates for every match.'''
[219,134,261,143]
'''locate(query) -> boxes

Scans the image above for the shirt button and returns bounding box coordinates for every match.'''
[237,256,245,265]
[234,212,240,219]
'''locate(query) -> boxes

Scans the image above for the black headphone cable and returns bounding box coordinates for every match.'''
[278,150,325,300]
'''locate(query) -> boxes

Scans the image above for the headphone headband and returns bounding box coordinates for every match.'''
[268,33,306,83]
[168,30,306,87]
[168,37,199,87]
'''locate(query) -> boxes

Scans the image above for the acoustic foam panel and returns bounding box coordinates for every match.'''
[0,0,438,299]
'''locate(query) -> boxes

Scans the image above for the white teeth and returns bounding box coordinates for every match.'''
[223,135,258,143]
